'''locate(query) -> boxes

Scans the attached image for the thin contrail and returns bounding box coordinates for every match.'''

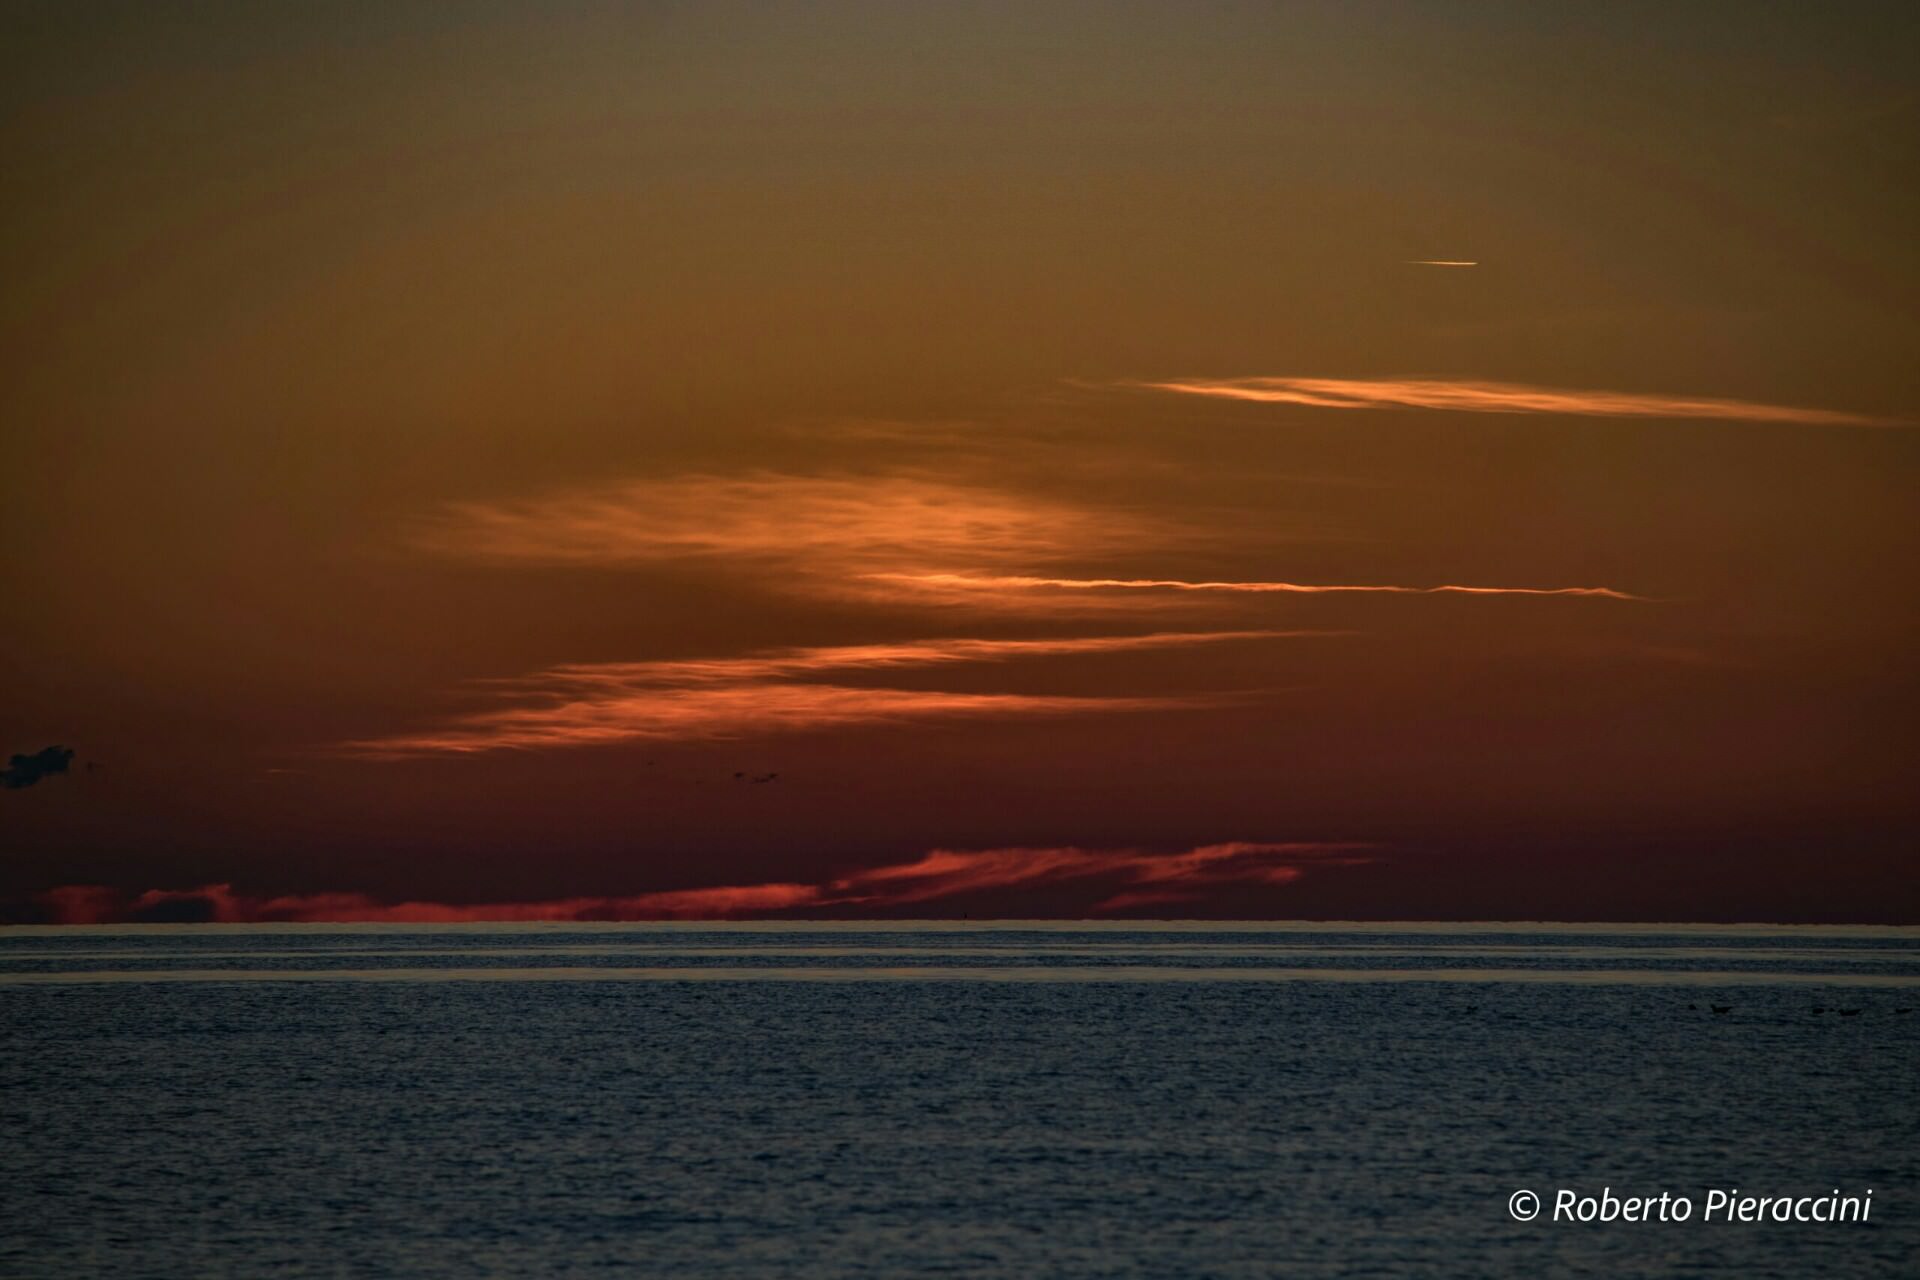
[872,573,1643,601]
[1407,260,1479,266]
[1137,376,1902,428]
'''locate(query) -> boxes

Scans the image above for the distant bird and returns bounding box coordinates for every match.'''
[733,771,780,784]
[1812,1006,1825,1015]
[1711,1005,1732,1015]
[1896,1008,1913,1015]
[1688,1003,1699,1011]
[1838,1009,1862,1017]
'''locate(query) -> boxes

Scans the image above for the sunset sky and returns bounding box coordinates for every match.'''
[3,2,1916,923]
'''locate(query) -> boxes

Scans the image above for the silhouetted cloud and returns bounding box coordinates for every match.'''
[129,892,220,924]
[3,746,75,790]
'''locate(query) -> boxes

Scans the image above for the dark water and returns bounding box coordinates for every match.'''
[3,924,1916,1277]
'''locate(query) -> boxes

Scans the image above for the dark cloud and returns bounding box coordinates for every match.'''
[2,746,75,791]
[129,895,219,924]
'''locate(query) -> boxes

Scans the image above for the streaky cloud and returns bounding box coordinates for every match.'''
[517,630,1307,689]
[345,630,1307,757]
[350,686,1177,757]
[1137,376,1902,427]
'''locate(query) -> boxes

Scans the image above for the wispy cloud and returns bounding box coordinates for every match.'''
[35,840,1375,923]
[345,630,1302,757]
[352,686,1173,756]
[410,471,1170,579]
[1138,376,1901,427]
[515,632,1296,687]
[403,464,1638,619]
[868,573,1641,602]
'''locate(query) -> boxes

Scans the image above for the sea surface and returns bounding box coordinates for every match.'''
[2,922,1916,1277]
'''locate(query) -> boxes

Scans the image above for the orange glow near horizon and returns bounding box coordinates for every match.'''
[3,4,1914,924]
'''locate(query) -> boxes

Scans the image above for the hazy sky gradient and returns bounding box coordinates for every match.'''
[3,2,1916,922]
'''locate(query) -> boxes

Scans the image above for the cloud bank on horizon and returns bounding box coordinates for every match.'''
[32,841,1377,923]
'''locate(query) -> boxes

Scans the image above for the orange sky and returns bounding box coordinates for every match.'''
[3,2,1916,922]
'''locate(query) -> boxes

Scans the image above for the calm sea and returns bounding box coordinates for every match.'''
[3,923,1916,1277]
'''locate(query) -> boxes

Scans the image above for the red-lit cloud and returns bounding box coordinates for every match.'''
[34,885,124,926]
[1139,376,1900,427]
[823,840,1375,912]
[345,630,1304,757]
[35,840,1375,923]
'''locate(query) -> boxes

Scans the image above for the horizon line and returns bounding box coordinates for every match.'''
[4,918,1915,935]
